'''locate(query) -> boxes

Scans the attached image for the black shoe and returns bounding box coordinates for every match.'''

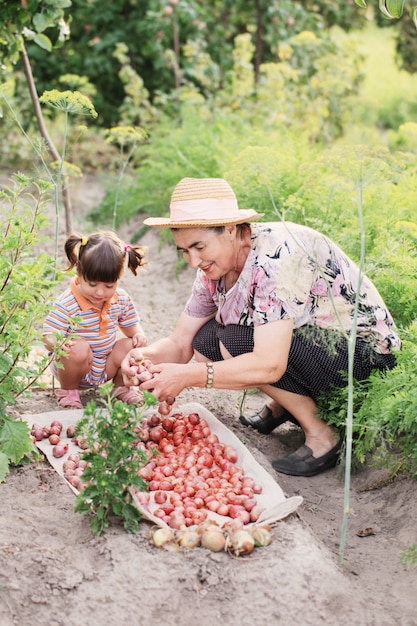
[239,405,300,435]
[272,438,343,477]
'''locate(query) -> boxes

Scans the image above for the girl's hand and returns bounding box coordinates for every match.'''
[132,333,148,348]
[61,339,75,356]
[121,348,145,386]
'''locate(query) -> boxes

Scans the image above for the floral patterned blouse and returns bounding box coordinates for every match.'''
[184,222,401,355]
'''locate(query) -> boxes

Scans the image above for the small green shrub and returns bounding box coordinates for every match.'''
[400,544,417,566]
[318,322,417,478]
[0,173,62,481]
[74,385,158,535]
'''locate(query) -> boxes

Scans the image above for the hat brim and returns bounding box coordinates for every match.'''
[144,211,264,229]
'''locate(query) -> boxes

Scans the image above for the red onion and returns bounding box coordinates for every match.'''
[52,444,68,458]
[66,424,76,438]
[32,428,45,441]
[136,409,265,530]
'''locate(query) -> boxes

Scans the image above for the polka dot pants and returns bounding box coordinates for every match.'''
[191,318,396,399]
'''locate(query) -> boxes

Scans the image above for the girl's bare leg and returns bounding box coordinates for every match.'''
[56,339,92,389]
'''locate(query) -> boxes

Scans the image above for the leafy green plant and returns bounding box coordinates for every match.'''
[74,385,158,535]
[0,0,79,234]
[89,104,226,227]
[254,29,365,143]
[91,26,366,228]
[104,125,148,230]
[0,173,63,482]
[318,322,417,478]
[400,544,417,565]
[354,0,417,28]
[2,86,99,238]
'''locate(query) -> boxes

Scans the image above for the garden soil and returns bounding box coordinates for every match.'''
[1,176,416,626]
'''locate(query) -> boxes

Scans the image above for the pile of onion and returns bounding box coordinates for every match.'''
[134,408,266,530]
[62,453,89,490]
[151,518,272,556]
[30,419,90,483]
[31,419,64,444]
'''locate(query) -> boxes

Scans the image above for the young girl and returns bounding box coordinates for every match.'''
[43,231,148,409]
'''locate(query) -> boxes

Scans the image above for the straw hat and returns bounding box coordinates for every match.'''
[143,177,263,228]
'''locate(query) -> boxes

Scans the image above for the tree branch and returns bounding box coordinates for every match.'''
[19,44,73,234]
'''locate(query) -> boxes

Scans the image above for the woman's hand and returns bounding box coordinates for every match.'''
[139,362,188,402]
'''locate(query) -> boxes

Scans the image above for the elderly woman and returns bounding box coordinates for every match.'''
[122,177,400,477]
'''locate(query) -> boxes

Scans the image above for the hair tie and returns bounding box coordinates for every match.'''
[124,245,132,252]
[80,236,88,246]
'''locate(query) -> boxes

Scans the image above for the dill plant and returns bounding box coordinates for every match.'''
[104,125,148,230]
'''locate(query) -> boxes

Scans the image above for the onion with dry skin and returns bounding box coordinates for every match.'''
[228,530,255,556]
[177,529,201,549]
[152,527,176,548]
[251,525,272,547]
[200,526,226,552]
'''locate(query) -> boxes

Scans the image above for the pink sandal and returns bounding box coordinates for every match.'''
[111,385,143,405]
[55,389,83,409]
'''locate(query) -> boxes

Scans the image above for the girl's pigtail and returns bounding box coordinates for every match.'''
[125,244,147,276]
[64,233,86,271]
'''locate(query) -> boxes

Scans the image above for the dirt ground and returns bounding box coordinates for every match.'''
[1,176,416,626]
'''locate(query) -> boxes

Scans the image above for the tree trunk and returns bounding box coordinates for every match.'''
[172,20,181,90]
[20,44,73,235]
[254,0,263,85]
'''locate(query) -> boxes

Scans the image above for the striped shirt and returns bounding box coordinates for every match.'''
[43,277,140,386]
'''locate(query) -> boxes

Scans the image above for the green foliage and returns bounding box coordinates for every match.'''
[366,225,417,327]
[353,24,417,132]
[92,26,365,227]
[112,42,158,127]
[225,132,318,221]
[24,0,169,126]
[0,416,35,482]
[0,417,33,465]
[74,385,158,535]
[302,0,367,31]
[0,173,62,480]
[400,544,417,565]
[396,10,417,72]
[0,0,71,65]
[265,29,365,142]
[356,0,417,27]
[318,322,417,477]
[89,104,230,227]
[104,125,148,229]
[12,0,359,129]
